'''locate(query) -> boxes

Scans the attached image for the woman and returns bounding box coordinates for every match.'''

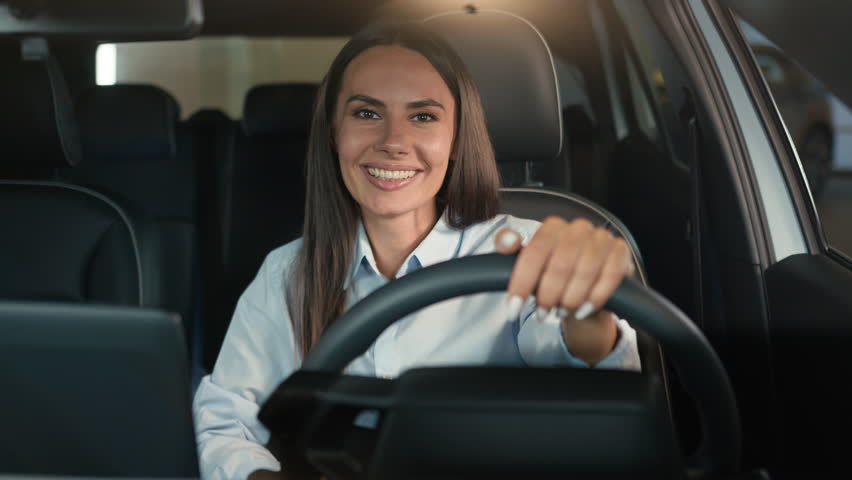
[194,19,640,480]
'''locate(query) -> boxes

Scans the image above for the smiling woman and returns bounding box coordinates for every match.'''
[335,46,456,242]
[192,19,640,480]
[289,20,504,359]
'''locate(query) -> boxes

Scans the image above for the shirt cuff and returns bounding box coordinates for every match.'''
[518,311,641,371]
[194,377,282,480]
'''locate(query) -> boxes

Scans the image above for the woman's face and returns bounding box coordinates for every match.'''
[334,45,456,223]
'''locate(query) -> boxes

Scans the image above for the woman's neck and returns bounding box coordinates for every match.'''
[362,205,439,280]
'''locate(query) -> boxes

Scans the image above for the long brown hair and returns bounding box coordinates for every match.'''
[289,19,501,358]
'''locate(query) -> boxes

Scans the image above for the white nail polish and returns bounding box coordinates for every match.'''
[542,307,560,324]
[574,301,595,320]
[534,306,549,322]
[500,231,519,248]
[555,307,570,320]
[505,295,523,320]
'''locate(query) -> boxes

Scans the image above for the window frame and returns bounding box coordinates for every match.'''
[707,0,838,262]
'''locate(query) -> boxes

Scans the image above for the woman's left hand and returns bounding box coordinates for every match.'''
[496,216,635,365]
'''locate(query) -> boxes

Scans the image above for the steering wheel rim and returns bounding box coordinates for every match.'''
[301,253,741,474]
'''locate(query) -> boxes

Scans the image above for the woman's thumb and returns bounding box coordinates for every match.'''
[495,228,522,254]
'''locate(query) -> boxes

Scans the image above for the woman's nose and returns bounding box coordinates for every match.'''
[374,118,410,157]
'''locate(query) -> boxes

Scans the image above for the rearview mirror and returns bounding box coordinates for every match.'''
[0,0,202,40]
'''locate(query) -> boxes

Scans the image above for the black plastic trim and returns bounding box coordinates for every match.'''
[647,0,767,267]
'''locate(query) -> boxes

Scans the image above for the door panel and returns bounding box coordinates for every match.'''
[765,253,852,474]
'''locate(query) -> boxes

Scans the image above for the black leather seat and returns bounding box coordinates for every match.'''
[0,40,144,306]
[424,10,657,367]
[0,301,199,477]
[195,83,316,370]
[424,11,646,280]
[64,84,198,347]
[0,43,198,476]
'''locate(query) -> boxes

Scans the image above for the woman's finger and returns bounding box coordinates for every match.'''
[504,217,565,312]
[533,219,594,311]
[559,227,615,318]
[583,238,633,316]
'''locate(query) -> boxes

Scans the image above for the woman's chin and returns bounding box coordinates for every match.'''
[360,200,434,221]
[362,205,413,219]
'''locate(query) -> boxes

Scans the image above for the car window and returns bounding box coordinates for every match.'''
[738,18,852,258]
[754,51,786,86]
[96,36,348,118]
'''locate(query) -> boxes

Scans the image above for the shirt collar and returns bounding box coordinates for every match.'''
[343,210,463,290]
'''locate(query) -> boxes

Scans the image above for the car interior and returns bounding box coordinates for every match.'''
[3,0,852,479]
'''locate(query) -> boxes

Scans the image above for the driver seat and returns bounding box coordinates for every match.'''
[423,9,662,375]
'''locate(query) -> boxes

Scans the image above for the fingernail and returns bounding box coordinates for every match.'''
[574,301,595,320]
[500,231,519,249]
[555,307,570,320]
[534,306,549,322]
[543,307,562,324]
[505,295,523,320]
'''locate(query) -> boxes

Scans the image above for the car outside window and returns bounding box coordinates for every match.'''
[754,51,786,86]
[738,18,852,259]
[95,36,348,119]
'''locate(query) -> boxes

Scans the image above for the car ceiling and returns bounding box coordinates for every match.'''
[200,0,587,40]
[203,0,852,110]
[200,0,386,36]
[200,0,591,69]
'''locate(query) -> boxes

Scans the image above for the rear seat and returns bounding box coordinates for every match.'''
[0,41,144,308]
[63,84,199,350]
[193,83,316,370]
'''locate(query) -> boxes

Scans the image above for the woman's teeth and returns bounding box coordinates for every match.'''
[367,167,417,180]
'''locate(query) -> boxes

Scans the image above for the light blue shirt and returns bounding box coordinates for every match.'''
[193,213,641,479]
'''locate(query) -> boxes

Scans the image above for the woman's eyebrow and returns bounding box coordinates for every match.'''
[407,98,445,111]
[346,94,445,111]
[346,94,384,107]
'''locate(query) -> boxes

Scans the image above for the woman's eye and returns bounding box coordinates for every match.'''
[412,112,437,122]
[354,109,380,120]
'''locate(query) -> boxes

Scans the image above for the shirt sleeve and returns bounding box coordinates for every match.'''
[193,248,300,480]
[516,306,642,371]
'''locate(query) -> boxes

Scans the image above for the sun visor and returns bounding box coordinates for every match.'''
[722,0,852,108]
[0,0,202,41]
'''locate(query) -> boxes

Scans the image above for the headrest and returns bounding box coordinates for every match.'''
[424,10,562,164]
[76,85,180,163]
[242,84,318,137]
[0,39,82,168]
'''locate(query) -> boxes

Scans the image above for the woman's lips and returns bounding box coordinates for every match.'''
[361,165,421,191]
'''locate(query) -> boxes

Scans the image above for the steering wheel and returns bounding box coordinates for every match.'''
[259,253,741,479]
